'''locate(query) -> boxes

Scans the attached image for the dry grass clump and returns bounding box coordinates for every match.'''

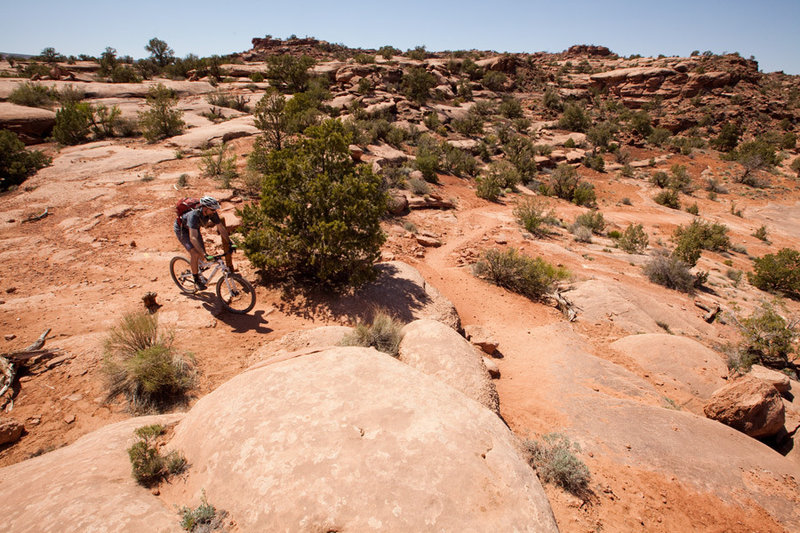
[102,311,195,413]
[523,433,591,495]
[127,424,187,486]
[341,311,405,356]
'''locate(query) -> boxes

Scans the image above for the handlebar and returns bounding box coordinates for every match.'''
[206,245,238,261]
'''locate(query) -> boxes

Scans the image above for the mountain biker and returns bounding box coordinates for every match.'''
[174,195,233,290]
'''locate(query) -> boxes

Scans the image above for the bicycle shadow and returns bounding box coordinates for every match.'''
[180,291,272,334]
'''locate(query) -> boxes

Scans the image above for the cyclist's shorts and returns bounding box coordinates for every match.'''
[174,220,204,253]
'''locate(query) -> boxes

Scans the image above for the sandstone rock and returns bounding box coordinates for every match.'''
[407,195,456,210]
[365,143,408,165]
[348,144,363,161]
[249,325,353,364]
[483,356,501,379]
[0,414,183,532]
[166,115,259,151]
[464,324,500,355]
[748,365,791,395]
[0,418,23,445]
[446,138,481,153]
[326,93,356,111]
[415,234,441,247]
[704,376,786,438]
[387,191,408,215]
[170,347,555,531]
[0,102,56,144]
[399,319,499,414]
[329,261,460,330]
[364,100,396,116]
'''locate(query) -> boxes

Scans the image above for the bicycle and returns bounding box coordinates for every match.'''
[169,247,256,314]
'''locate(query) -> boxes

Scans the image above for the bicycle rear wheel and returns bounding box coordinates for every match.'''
[169,256,198,294]
[216,274,256,314]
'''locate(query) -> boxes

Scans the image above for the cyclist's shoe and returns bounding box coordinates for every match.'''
[193,273,207,290]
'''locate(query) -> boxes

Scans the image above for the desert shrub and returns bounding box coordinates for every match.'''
[648,127,672,146]
[378,45,399,60]
[558,103,590,132]
[414,134,443,182]
[587,121,617,151]
[482,70,508,91]
[650,171,670,188]
[206,91,249,112]
[127,424,187,486]
[180,491,227,532]
[340,311,404,356]
[730,140,778,183]
[629,110,653,137]
[549,164,581,201]
[737,302,797,371]
[0,129,51,191]
[473,248,569,300]
[543,87,562,111]
[91,104,123,139]
[200,142,237,187]
[669,164,693,193]
[513,197,558,237]
[138,84,185,142]
[571,224,593,242]
[522,433,590,495]
[574,210,605,234]
[643,251,696,293]
[253,89,289,150]
[686,202,699,216]
[265,54,314,92]
[672,220,730,266]
[239,119,387,287]
[781,132,797,150]
[617,224,649,253]
[451,110,484,136]
[502,136,537,183]
[749,248,800,297]
[752,225,769,242]
[8,82,54,108]
[498,97,523,118]
[475,172,503,201]
[711,122,741,152]
[653,189,680,209]
[408,177,430,195]
[406,45,427,61]
[583,153,605,171]
[145,37,175,68]
[52,102,93,145]
[402,66,437,104]
[110,65,141,83]
[441,143,477,177]
[705,177,728,194]
[477,160,520,201]
[102,311,196,413]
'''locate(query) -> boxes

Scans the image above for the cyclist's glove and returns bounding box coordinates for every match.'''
[205,254,215,261]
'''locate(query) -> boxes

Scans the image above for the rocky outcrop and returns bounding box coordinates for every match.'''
[399,319,499,414]
[590,65,740,101]
[704,376,786,438]
[170,347,558,532]
[0,414,183,532]
[0,102,56,144]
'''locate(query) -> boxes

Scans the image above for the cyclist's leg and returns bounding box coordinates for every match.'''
[176,223,203,275]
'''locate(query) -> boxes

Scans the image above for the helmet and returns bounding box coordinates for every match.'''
[199,195,220,210]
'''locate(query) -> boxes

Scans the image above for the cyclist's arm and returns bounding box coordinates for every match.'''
[216,220,235,271]
[189,227,205,255]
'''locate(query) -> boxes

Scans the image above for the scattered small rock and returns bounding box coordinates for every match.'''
[4,334,16,341]
[66,393,83,402]
[5,287,16,294]
[464,325,500,356]
[0,418,24,445]
[483,357,500,379]
[63,414,76,425]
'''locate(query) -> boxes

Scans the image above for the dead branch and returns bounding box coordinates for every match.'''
[550,288,579,322]
[22,208,49,223]
[1,329,57,405]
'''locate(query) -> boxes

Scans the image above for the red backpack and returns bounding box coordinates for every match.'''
[175,197,200,226]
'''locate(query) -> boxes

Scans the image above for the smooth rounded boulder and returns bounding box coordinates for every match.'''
[169,347,557,532]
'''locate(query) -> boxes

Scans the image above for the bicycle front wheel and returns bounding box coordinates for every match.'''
[169,256,198,294]
[216,274,256,314]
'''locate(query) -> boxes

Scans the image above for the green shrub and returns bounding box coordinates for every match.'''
[0,129,51,190]
[502,136,537,183]
[206,91,249,112]
[477,160,519,201]
[752,225,769,242]
[583,153,605,172]
[441,143,477,177]
[145,37,174,68]
[686,203,699,216]
[127,424,187,486]
[200,142,237,187]
[647,127,672,146]
[406,45,427,61]
[265,54,314,92]
[408,177,430,195]
[711,122,741,152]
[473,248,569,300]
[781,132,797,150]
[643,251,695,293]
[522,433,590,495]
[672,220,730,266]
[574,210,605,234]
[475,172,503,201]
[482,70,508,91]
[102,311,195,413]
[414,135,442,182]
[669,164,693,193]
[239,119,387,287]
[587,121,617,150]
[617,224,649,253]
[138,84,185,142]
[8,82,54,108]
[737,302,797,371]
[513,197,558,237]
[653,189,680,209]
[52,102,93,145]
[547,164,596,206]
[180,491,226,532]
[629,110,653,137]
[253,89,288,150]
[402,66,437,104]
[730,140,778,183]
[91,104,123,139]
[340,311,404,356]
[249,72,264,83]
[451,110,484,136]
[749,248,800,297]
[558,103,590,133]
[378,45,399,60]
[110,65,141,83]
[650,171,670,188]
[543,87,562,111]
[498,97,523,118]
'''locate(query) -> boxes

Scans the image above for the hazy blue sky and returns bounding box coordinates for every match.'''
[2,0,798,74]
